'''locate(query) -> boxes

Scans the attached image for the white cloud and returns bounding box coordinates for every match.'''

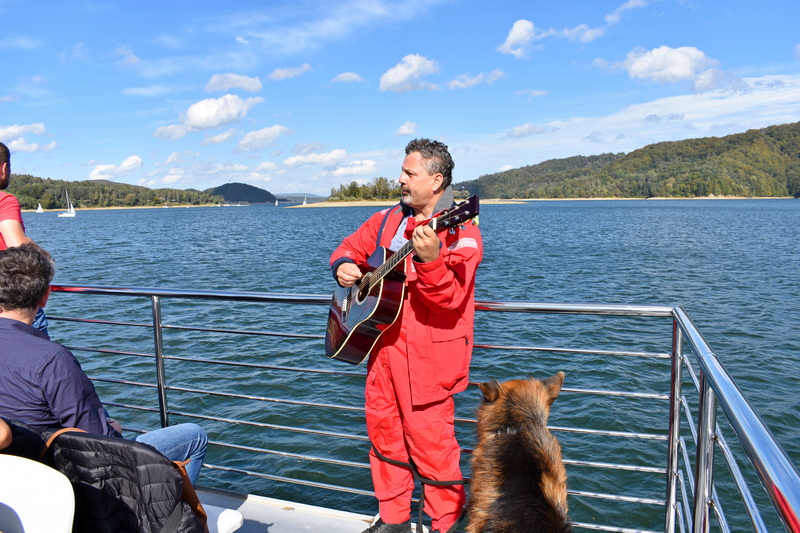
[497,20,536,58]
[606,0,648,25]
[115,45,140,65]
[121,85,172,97]
[380,54,439,92]
[283,149,347,167]
[517,89,547,100]
[236,125,290,152]
[205,73,263,93]
[507,124,559,138]
[0,123,57,153]
[332,72,364,83]
[89,155,143,180]
[326,160,378,177]
[184,94,263,129]
[0,36,42,50]
[269,63,312,81]
[154,94,264,139]
[623,46,721,90]
[6,139,57,153]
[154,124,192,140]
[448,69,505,90]
[396,121,417,136]
[794,44,800,59]
[0,123,48,140]
[59,42,89,62]
[201,129,237,145]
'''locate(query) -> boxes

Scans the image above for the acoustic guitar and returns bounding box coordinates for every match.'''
[325,196,480,364]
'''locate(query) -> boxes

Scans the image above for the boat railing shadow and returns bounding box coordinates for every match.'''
[47,285,800,533]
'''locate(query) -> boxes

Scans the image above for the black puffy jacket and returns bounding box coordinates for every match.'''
[41,429,205,533]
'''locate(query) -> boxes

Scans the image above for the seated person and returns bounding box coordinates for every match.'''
[0,243,207,483]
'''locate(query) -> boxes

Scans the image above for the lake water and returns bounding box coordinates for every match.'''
[21,198,800,529]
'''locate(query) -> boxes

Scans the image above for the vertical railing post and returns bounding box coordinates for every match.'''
[151,295,169,428]
[665,318,684,533]
[693,372,717,532]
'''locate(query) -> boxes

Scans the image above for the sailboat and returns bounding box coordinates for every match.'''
[302,196,307,205]
[36,203,44,213]
[58,190,76,217]
[275,199,279,206]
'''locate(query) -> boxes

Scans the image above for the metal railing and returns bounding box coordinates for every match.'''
[48,285,800,533]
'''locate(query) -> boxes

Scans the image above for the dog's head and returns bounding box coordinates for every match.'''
[476,372,565,432]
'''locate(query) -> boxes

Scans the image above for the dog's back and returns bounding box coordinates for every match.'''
[468,372,572,533]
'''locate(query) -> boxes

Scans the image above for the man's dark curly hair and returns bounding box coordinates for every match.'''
[0,243,55,312]
[405,138,454,189]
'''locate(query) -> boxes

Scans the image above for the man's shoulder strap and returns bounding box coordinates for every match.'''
[375,203,406,246]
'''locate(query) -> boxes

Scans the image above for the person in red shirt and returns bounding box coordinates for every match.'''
[330,139,482,533]
[0,142,30,250]
[1,142,49,334]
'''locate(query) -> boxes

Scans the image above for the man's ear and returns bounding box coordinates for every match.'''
[38,286,51,309]
[431,172,444,193]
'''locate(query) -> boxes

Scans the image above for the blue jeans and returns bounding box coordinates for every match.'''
[135,423,208,484]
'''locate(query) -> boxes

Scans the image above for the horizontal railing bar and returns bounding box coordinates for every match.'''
[168,410,369,442]
[165,385,365,413]
[552,425,668,441]
[563,387,669,400]
[48,315,152,328]
[475,343,670,359]
[66,346,154,358]
[51,285,676,317]
[162,323,323,340]
[569,521,661,533]
[569,489,666,506]
[201,463,375,498]
[207,439,370,470]
[163,355,366,377]
[564,458,667,475]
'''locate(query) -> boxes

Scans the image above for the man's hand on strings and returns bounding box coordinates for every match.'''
[412,224,440,263]
[336,263,363,287]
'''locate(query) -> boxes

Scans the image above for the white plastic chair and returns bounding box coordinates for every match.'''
[205,503,244,533]
[0,454,75,533]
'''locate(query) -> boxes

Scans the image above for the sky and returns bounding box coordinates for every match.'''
[1,0,799,196]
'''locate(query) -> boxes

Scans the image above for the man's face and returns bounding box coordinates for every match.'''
[398,151,441,211]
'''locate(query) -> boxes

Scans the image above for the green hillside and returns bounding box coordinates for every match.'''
[456,122,800,199]
[7,176,222,209]
[206,183,277,204]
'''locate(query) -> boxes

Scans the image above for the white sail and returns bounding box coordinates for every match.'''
[36,203,43,213]
[57,190,76,217]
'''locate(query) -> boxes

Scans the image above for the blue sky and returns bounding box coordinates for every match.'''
[1,0,799,196]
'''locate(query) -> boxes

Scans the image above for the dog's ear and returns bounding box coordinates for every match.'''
[478,380,501,403]
[543,371,565,405]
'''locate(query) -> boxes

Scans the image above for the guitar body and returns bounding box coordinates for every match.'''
[325,247,406,364]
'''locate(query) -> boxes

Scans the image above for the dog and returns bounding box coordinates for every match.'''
[467,372,572,533]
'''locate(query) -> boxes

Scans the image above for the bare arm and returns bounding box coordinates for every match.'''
[0,219,31,247]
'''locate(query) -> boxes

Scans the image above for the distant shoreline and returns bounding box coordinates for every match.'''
[22,195,795,212]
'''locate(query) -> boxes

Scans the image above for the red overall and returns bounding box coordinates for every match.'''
[331,202,482,531]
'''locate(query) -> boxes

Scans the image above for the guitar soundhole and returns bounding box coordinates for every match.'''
[356,273,371,303]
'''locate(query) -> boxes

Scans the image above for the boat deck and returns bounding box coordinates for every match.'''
[198,487,380,533]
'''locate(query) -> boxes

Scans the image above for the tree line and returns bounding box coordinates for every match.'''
[455,122,800,199]
[7,176,222,209]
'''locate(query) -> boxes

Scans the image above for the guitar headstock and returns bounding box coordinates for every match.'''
[434,195,480,230]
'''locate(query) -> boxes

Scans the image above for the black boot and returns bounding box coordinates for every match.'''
[362,518,412,532]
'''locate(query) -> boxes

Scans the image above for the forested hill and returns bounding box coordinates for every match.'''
[206,183,276,204]
[7,176,222,209]
[456,122,800,199]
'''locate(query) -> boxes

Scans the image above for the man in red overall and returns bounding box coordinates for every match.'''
[331,139,482,533]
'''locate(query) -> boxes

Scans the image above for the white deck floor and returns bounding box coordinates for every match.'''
[198,487,380,533]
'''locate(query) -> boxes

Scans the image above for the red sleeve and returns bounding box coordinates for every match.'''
[414,219,482,312]
[0,193,23,224]
[329,209,386,270]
